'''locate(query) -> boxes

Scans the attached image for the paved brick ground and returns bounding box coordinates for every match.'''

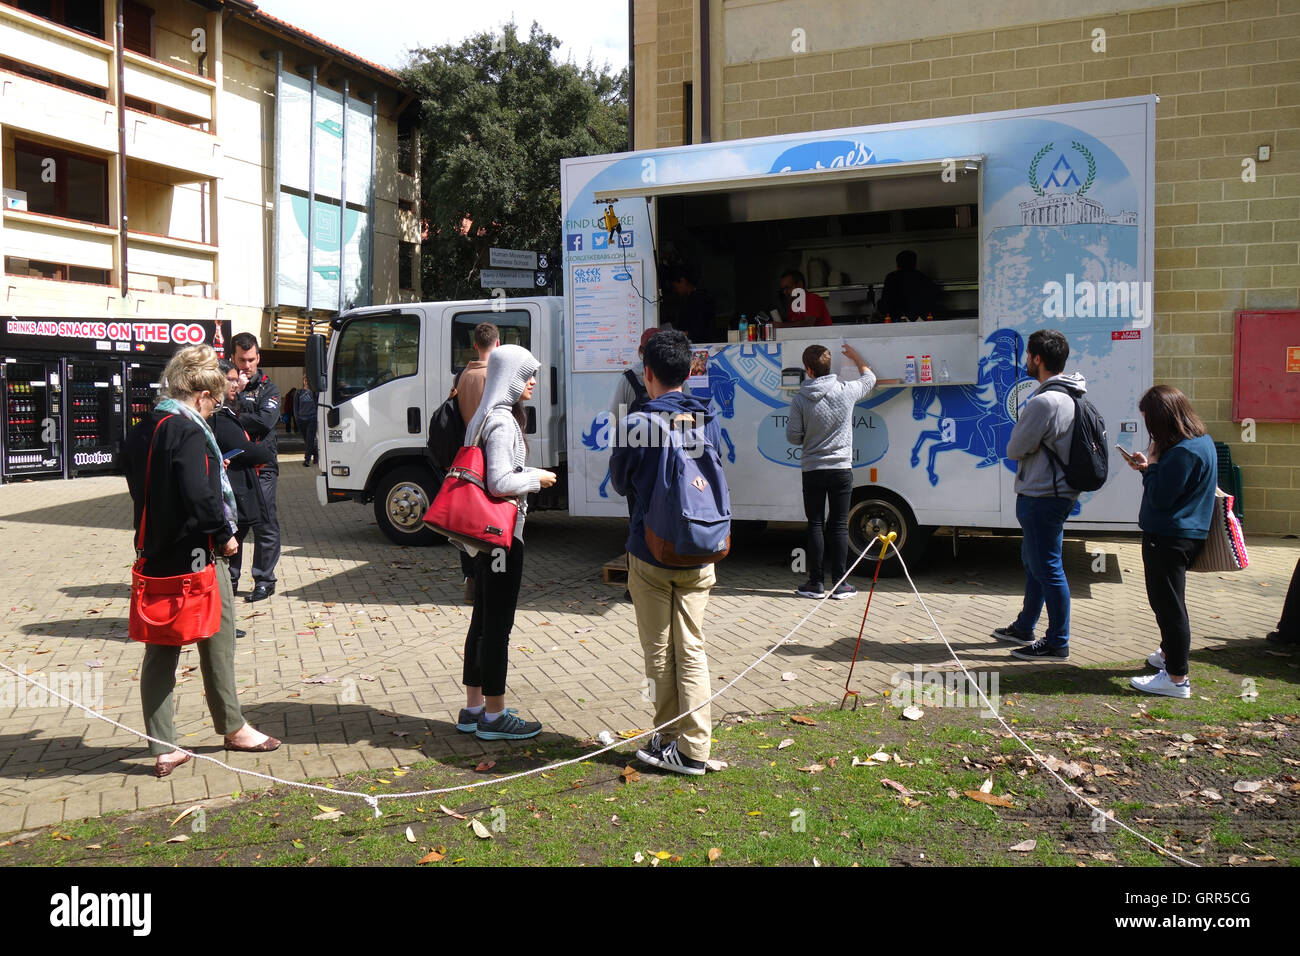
[1,458,1296,832]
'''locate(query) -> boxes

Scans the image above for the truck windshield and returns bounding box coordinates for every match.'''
[332,313,420,404]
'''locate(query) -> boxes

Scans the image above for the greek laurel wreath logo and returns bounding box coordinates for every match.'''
[1028,141,1097,196]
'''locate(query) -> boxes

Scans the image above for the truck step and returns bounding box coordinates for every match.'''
[601,553,629,584]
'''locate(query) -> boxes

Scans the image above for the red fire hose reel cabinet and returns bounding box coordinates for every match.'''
[1233,310,1300,423]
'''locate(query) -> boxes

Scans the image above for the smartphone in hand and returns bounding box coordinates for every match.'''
[1115,443,1134,462]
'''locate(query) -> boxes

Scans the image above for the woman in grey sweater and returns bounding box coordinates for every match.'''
[455,345,557,740]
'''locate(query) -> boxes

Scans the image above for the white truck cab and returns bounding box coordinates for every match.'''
[308,297,566,545]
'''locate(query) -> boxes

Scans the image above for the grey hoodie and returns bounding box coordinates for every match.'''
[463,344,549,542]
[785,369,877,471]
[1006,371,1088,499]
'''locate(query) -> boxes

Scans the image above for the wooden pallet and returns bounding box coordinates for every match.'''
[601,553,628,584]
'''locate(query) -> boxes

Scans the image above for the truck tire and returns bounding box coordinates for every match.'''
[846,488,933,578]
[373,464,443,546]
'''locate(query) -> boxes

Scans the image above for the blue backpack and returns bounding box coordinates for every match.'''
[640,411,732,566]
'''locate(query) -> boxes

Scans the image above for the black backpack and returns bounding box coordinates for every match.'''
[1039,382,1108,493]
[427,372,465,470]
[624,368,649,415]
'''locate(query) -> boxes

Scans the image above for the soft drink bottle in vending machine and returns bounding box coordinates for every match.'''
[213,321,225,358]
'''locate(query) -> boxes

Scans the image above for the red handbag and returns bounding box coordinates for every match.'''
[129,415,224,646]
[422,443,519,552]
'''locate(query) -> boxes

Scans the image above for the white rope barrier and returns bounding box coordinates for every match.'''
[0,534,1195,865]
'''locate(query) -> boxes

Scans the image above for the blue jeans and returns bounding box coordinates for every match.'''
[1013,494,1073,649]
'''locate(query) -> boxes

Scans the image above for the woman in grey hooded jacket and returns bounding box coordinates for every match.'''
[455,344,557,740]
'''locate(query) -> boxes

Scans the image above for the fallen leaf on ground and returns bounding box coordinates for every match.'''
[781,672,798,681]
[439,804,467,820]
[901,706,924,720]
[790,715,817,726]
[705,759,728,772]
[303,675,336,684]
[979,778,993,794]
[777,738,795,750]
[653,850,672,860]
[405,827,416,843]
[417,847,446,864]
[964,790,1014,808]
[475,760,496,772]
[169,805,204,828]
[1227,854,1248,865]
[798,764,825,774]
[851,756,879,767]
[1233,780,1262,793]
[1009,839,1037,852]
[707,847,721,863]
[633,852,644,863]
[881,778,914,795]
[312,810,344,821]
[620,765,641,784]
[470,819,492,839]
[165,834,189,843]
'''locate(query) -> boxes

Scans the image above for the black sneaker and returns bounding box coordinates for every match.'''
[638,739,706,776]
[475,709,542,741]
[1010,639,1070,661]
[1266,629,1299,646]
[992,623,1034,644]
[830,583,857,601]
[634,732,666,765]
[795,581,825,599]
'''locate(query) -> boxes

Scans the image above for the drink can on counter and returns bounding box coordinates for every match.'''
[760,322,774,341]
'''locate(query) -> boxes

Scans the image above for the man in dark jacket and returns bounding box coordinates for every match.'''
[610,330,723,777]
[295,375,318,467]
[230,332,281,602]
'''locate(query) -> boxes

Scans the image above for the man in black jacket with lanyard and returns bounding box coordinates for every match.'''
[230,332,281,602]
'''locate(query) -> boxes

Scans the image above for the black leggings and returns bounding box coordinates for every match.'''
[462,540,525,697]
[802,468,853,587]
[1142,533,1204,676]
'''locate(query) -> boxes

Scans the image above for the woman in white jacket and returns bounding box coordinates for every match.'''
[454,345,557,740]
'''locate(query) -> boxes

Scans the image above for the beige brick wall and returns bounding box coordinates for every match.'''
[655,0,694,146]
[642,0,1300,534]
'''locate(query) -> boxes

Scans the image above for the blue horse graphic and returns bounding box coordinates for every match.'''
[908,329,1024,486]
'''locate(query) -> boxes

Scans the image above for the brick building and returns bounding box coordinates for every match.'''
[631,0,1300,534]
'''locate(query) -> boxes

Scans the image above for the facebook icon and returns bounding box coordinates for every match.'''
[566,233,584,252]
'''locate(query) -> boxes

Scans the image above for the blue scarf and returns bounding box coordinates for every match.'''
[156,397,239,537]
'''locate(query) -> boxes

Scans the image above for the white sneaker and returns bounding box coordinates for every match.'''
[1130,669,1191,699]
[1146,649,1165,669]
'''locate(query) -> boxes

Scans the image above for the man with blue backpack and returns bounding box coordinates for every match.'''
[611,330,731,776]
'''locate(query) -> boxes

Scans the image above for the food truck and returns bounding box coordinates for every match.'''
[311,96,1155,570]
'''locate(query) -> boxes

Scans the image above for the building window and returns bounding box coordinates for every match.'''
[5,257,109,285]
[398,241,415,292]
[122,0,153,56]
[7,0,105,39]
[13,140,109,224]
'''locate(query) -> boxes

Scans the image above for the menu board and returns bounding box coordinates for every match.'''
[570,261,644,372]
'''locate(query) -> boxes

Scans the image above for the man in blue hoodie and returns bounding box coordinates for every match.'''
[995,329,1087,662]
[610,330,724,776]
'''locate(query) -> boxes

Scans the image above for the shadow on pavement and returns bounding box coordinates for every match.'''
[21,616,130,641]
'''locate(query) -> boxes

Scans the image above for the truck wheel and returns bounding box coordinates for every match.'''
[373,465,442,546]
[846,490,932,578]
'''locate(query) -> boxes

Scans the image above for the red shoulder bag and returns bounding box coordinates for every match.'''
[421,420,519,552]
[129,415,224,645]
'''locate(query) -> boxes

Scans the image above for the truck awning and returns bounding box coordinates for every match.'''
[592,155,983,202]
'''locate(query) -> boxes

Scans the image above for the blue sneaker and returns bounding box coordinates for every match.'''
[456,707,485,733]
[476,709,543,741]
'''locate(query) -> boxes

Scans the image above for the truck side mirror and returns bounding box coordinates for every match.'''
[305,333,328,395]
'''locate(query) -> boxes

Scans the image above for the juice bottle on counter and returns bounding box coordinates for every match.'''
[920,354,933,383]
[904,355,917,384]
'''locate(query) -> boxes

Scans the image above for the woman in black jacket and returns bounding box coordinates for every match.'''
[215,359,271,596]
[124,345,280,778]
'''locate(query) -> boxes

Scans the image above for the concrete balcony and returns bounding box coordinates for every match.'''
[0,68,117,154]
[122,50,214,123]
[127,231,216,296]
[124,108,222,181]
[0,4,112,90]
[2,209,116,272]
[397,171,418,204]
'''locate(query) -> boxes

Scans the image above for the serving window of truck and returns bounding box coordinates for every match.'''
[593,155,984,385]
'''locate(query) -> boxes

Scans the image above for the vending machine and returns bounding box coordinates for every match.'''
[126,361,164,434]
[1,357,64,481]
[65,359,126,476]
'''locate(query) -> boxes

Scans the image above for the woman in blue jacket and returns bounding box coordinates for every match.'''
[1124,385,1217,699]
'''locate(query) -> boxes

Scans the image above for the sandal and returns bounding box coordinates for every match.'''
[224,734,281,753]
[154,753,192,778]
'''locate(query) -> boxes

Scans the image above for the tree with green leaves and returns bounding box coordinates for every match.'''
[403,22,628,301]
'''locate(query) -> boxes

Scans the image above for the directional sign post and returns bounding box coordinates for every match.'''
[489,248,538,270]
[480,268,537,289]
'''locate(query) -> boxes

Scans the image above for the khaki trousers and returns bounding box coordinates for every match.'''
[627,554,716,761]
[140,556,245,755]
